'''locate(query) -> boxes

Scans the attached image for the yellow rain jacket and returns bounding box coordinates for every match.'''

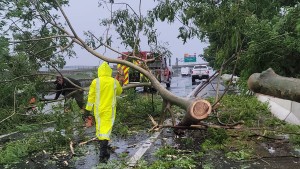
[85,62,123,140]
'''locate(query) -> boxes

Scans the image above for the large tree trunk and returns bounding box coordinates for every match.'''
[248,68,300,103]
[148,78,212,126]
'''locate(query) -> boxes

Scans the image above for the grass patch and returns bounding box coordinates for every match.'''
[0,132,69,165]
[114,89,163,136]
[209,95,270,127]
[224,138,255,160]
[282,124,300,147]
[190,94,300,163]
[134,146,197,169]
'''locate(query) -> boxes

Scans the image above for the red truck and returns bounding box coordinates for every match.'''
[118,51,172,88]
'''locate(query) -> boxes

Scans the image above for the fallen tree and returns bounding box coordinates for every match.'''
[75,38,212,126]
[52,1,214,127]
[4,0,212,127]
[248,68,300,103]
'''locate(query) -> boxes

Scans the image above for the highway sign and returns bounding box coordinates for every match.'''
[184,57,196,62]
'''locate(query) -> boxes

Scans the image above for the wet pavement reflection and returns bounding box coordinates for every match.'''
[168,75,225,98]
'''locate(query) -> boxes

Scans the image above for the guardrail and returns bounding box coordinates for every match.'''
[39,66,98,72]
[172,63,208,68]
[256,94,300,125]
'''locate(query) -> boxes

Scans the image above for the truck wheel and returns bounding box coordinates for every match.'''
[166,83,170,88]
[192,77,195,83]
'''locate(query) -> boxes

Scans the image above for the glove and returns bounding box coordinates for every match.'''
[82,109,92,121]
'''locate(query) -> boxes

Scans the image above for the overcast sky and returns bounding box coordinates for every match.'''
[63,0,209,66]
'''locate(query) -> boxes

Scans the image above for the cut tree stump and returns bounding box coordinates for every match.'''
[178,99,212,126]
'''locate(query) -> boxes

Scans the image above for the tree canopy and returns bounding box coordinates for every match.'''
[151,0,300,78]
[1,0,300,132]
[1,1,300,166]
[0,0,184,134]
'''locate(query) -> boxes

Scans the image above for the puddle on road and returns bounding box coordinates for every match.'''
[74,129,152,168]
[169,76,226,98]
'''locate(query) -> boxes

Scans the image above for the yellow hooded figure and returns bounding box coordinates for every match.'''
[85,62,123,141]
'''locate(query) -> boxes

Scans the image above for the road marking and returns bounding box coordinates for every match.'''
[127,131,161,167]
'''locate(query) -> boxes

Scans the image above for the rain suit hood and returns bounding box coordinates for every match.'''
[98,62,112,77]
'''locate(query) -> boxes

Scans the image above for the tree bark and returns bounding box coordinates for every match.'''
[248,68,300,103]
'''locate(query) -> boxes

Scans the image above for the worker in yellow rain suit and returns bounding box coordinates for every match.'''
[83,62,123,163]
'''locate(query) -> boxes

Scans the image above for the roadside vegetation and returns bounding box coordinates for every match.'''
[0,89,163,167]
[1,0,300,168]
[1,83,300,168]
[114,89,163,136]
[97,92,300,169]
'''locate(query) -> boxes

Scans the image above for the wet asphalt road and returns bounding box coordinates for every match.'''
[168,72,224,98]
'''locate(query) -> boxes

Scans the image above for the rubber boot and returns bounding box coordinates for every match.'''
[99,140,110,163]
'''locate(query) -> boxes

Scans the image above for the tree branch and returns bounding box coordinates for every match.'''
[87,31,146,62]
[55,0,79,39]
[9,35,74,43]
[122,83,151,90]
[38,40,74,62]
[132,0,142,56]
[113,2,139,17]
[0,87,17,124]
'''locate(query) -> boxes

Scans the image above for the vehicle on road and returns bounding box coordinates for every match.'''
[181,67,191,76]
[191,65,209,82]
[118,51,172,88]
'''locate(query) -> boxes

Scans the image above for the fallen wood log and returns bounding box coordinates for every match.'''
[248,68,300,103]
[161,122,242,130]
[78,137,97,146]
[177,99,212,126]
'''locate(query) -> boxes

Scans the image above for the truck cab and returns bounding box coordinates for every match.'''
[118,51,172,88]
